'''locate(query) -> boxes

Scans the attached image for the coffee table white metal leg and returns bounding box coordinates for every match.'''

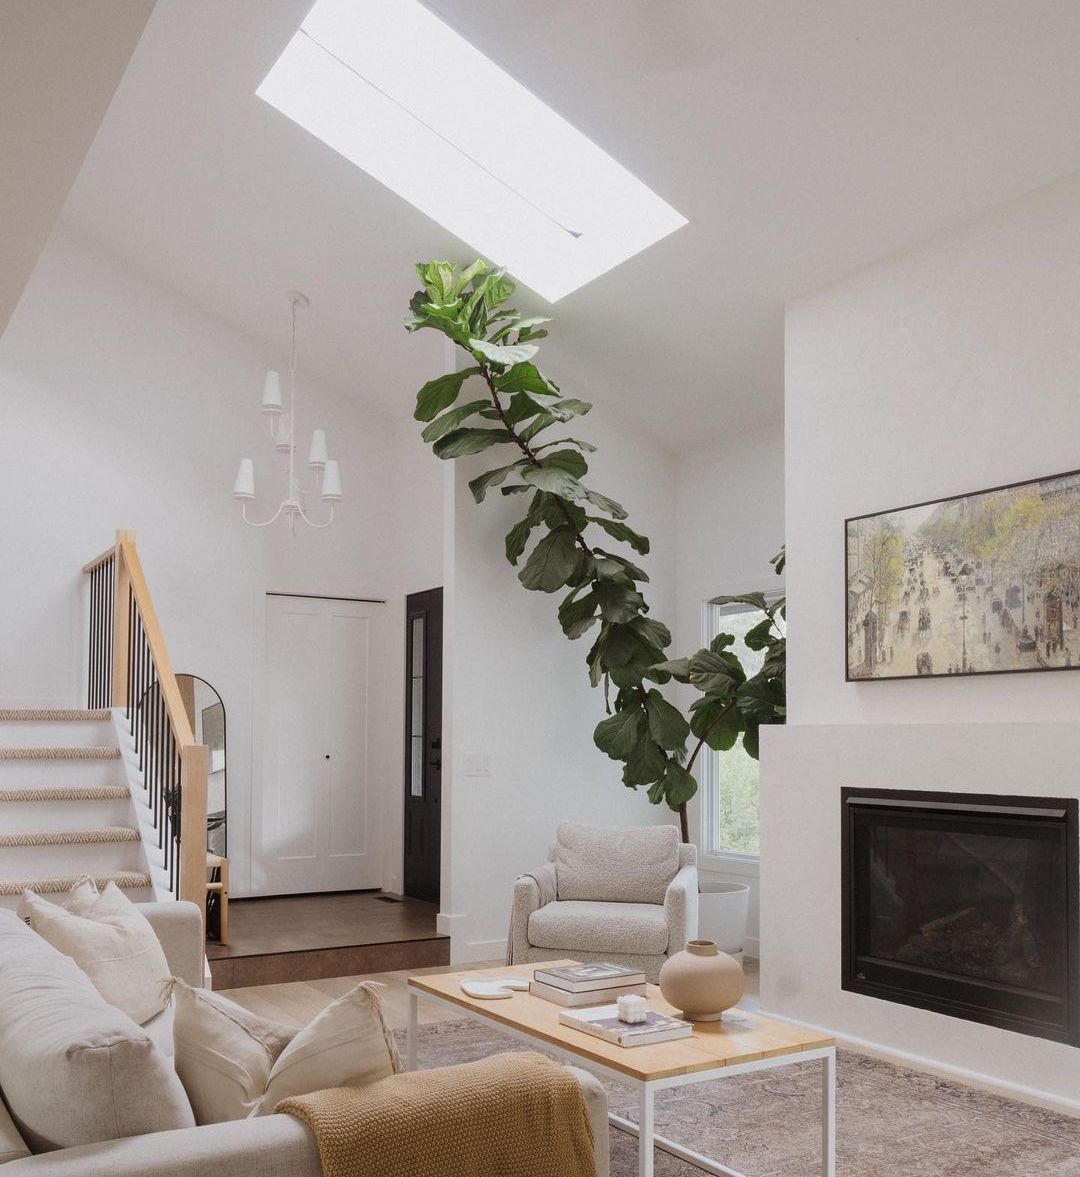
[639,1086,654,1177]
[405,990,418,1071]
[822,1048,836,1176]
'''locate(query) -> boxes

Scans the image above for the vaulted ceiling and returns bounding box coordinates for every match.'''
[60,0,1080,450]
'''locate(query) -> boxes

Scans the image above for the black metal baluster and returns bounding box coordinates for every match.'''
[126,587,135,726]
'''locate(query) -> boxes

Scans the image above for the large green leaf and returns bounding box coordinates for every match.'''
[589,517,649,555]
[594,580,645,623]
[414,368,481,422]
[558,588,599,639]
[494,362,559,397]
[689,697,741,751]
[644,689,691,750]
[628,615,672,651]
[713,591,771,614]
[421,399,490,442]
[432,428,514,459]
[594,551,649,583]
[468,460,528,503]
[518,527,580,592]
[504,495,545,564]
[621,735,669,787]
[481,270,515,308]
[521,463,587,500]
[541,449,589,478]
[454,259,489,293]
[415,261,456,304]
[663,761,698,808]
[651,657,692,683]
[469,338,538,367]
[742,615,775,651]
[535,438,597,455]
[584,489,627,519]
[594,705,646,759]
[687,648,744,693]
[737,676,786,721]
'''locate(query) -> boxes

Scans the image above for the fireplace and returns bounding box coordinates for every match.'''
[841,788,1079,1045]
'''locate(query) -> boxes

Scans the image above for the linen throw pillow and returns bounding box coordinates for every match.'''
[555,822,680,905]
[0,911,194,1152]
[19,879,172,1024]
[170,978,400,1124]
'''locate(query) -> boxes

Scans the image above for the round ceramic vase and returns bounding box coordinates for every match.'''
[658,939,745,1021]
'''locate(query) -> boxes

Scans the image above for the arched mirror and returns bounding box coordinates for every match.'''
[176,675,227,858]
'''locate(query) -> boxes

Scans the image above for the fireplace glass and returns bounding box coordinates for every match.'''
[842,789,1078,1045]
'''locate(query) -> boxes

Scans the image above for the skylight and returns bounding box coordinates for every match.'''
[256,0,687,302]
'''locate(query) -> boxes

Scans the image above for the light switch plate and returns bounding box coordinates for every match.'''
[463,752,492,777]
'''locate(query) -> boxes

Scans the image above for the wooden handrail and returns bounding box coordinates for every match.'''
[84,530,208,927]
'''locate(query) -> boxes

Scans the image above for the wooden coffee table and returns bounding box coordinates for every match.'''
[406,960,836,1177]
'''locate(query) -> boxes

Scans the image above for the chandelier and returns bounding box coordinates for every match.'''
[232,290,342,531]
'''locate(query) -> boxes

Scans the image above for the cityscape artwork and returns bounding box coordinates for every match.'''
[846,468,1080,680]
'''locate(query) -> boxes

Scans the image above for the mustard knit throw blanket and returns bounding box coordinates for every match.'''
[278,1051,595,1177]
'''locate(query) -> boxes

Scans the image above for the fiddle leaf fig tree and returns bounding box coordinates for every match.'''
[405,259,785,840]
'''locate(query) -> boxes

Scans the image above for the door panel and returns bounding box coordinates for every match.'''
[403,588,442,903]
[257,596,381,895]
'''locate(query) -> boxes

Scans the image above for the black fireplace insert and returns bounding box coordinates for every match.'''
[841,788,1079,1045]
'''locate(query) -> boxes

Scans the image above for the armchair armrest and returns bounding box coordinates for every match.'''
[507,861,557,964]
[663,862,699,956]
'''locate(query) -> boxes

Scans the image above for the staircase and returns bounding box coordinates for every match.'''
[0,708,155,910]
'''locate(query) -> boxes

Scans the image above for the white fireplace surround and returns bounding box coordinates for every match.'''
[759,721,1080,1113]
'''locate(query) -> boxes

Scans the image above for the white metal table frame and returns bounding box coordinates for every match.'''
[406,983,837,1177]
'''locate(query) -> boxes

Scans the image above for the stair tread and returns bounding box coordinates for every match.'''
[0,827,140,848]
[0,710,111,722]
[0,871,152,896]
[0,786,130,802]
[0,747,120,760]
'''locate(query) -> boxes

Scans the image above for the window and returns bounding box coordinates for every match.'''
[700,594,784,860]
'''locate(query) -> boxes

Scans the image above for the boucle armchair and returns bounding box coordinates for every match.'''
[509,823,698,983]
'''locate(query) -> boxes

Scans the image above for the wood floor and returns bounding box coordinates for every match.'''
[222,957,761,1031]
[206,891,450,988]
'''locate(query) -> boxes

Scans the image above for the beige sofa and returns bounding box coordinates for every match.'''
[0,903,609,1177]
[509,823,698,983]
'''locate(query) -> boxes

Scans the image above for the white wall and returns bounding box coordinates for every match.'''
[675,423,785,955]
[0,224,441,896]
[769,171,1080,1106]
[443,402,680,960]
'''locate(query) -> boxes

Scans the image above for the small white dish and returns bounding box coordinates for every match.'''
[460,977,531,1000]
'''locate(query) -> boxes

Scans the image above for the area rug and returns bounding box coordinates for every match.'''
[395,1020,1080,1175]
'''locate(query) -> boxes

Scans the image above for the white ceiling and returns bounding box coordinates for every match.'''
[0,0,154,334]
[61,0,1080,451]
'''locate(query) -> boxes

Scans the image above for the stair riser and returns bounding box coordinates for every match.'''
[0,720,115,748]
[0,760,122,788]
[0,841,144,874]
[0,887,155,913]
[0,798,133,832]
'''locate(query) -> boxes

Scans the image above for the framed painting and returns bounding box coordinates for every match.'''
[845,468,1080,681]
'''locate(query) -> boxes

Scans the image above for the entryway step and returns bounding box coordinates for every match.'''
[0,747,120,760]
[0,710,111,721]
[0,870,152,897]
[0,827,140,849]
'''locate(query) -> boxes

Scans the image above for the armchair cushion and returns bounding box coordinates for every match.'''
[528,900,669,955]
[555,823,679,905]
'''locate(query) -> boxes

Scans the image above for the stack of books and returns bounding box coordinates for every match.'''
[557,1004,693,1047]
[529,962,647,1007]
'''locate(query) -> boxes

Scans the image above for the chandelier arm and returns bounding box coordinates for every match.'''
[240,501,288,528]
[296,502,336,530]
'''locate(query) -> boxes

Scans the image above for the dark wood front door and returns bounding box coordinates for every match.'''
[403,588,442,903]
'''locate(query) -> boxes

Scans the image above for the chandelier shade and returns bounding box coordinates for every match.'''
[261,371,283,414]
[232,458,256,500]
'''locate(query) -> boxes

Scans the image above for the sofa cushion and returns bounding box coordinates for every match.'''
[20,879,171,1024]
[0,911,194,1152]
[528,900,669,955]
[0,1095,29,1165]
[170,978,399,1123]
[555,822,679,905]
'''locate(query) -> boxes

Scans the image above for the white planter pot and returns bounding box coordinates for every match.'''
[697,882,750,957]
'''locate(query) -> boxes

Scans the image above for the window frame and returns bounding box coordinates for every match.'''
[694,589,784,874]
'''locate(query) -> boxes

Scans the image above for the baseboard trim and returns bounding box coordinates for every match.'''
[761,1009,1080,1118]
[452,937,507,964]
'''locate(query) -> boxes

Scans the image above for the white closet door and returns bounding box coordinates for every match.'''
[257,596,380,894]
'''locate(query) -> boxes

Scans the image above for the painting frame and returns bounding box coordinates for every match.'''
[845,465,1080,683]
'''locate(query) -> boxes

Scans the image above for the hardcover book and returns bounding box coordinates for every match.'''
[529,979,647,1007]
[558,1005,693,1047]
[532,963,647,993]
